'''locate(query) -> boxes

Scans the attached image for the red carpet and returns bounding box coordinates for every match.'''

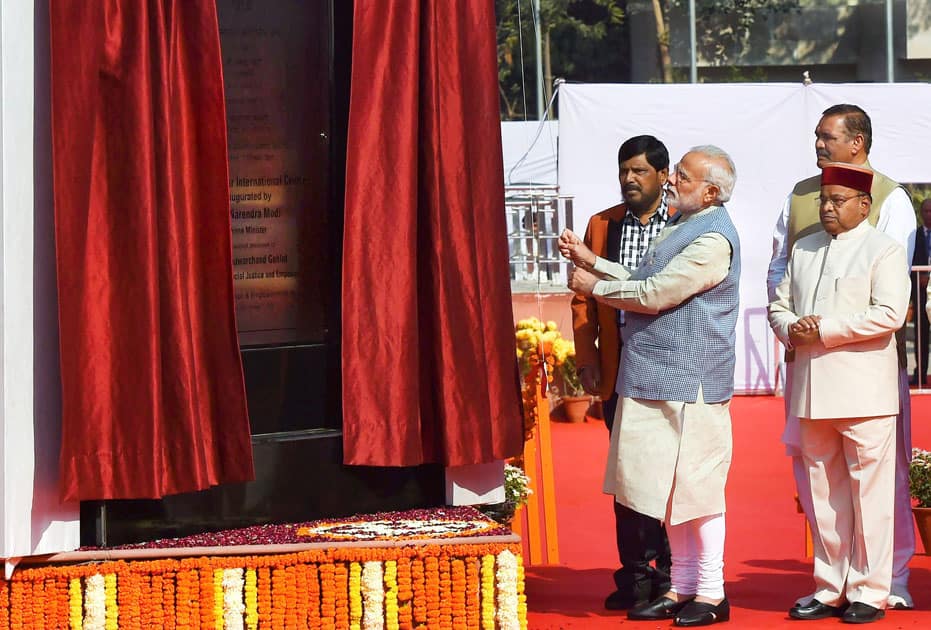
[526,395,931,628]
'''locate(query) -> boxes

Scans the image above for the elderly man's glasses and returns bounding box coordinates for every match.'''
[817,193,868,209]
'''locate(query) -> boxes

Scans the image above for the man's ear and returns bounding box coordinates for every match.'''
[850,133,865,157]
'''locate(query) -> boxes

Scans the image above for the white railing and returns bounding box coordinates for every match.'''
[506,185,574,293]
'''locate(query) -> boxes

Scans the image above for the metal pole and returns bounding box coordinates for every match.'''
[533,0,544,119]
[886,0,894,82]
[689,0,697,83]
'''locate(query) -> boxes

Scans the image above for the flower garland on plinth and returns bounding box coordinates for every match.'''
[83,573,105,630]
[348,562,363,630]
[243,567,258,630]
[1,542,524,629]
[383,560,399,630]
[396,557,414,629]
[480,554,496,630]
[222,567,245,630]
[495,549,520,630]
[361,560,385,630]
[68,577,82,629]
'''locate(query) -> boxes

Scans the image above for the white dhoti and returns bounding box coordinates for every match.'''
[603,387,732,526]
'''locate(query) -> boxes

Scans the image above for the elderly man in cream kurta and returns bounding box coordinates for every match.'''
[769,163,909,625]
[560,146,739,627]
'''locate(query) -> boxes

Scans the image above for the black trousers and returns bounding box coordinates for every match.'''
[603,392,672,600]
[913,284,929,379]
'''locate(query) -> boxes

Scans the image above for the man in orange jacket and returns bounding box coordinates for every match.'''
[570,135,672,609]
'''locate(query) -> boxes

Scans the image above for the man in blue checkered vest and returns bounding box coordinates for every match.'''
[559,145,739,627]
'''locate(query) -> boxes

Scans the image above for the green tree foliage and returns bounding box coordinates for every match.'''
[496,0,801,118]
[496,0,626,119]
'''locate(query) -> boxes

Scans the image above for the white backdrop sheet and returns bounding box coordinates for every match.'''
[501,120,559,185]
[558,82,931,394]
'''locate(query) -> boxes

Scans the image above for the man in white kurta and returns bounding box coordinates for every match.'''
[560,146,739,627]
[769,163,909,624]
[767,104,916,610]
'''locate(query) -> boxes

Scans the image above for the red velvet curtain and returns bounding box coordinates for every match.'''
[342,1,524,467]
[48,1,254,501]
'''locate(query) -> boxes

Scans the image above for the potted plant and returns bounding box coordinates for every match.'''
[514,317,590,422]
[910,447,931,553]
[552,338,590,422]
[479,463,533,527]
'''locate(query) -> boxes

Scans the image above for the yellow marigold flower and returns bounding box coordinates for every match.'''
[545,320,558,332]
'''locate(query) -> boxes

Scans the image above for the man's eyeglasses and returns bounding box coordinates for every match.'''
[817,193,869,209]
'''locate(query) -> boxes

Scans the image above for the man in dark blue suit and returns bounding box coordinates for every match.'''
[911,198,931,385]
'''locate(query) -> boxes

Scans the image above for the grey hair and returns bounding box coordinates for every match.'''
[690,145,737,203]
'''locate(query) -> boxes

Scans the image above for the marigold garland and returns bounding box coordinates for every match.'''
[294,563,310,627]
[174,570,190,629]
[270,566,286,629]
[256,566,272,628]
[334,562,350,630]
[162,571,177,629]
[318,563,337,630]
[465,557,480,630]
[438,556,453,630]
[411,557,426,627]
[211,568,224,630]
[384,560,399,630]
[8,581,23,630]
[450,558,467,630]
[516,556,528,630]
[198,565,215,629]
[0,541,524,630]
[149,574,165,630]
[33,578,47,628]
[243,568,258,630]
[306,564,321,629]
[396,557,413,629]
[348,561,363,630]
[480,554,496,630]
[116,570,139,629]
[424,556,441,628]
[0,581,9,629]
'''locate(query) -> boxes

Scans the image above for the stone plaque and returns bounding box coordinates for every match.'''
[218,0,330,346]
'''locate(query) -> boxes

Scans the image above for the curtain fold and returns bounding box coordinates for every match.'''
[48,0,254,501]
[342,0,524,467]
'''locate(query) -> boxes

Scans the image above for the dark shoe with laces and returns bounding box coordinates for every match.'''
[841,602,885,624]
[674,598,731,626]
[628,595,694,621]
[789,599,845,620]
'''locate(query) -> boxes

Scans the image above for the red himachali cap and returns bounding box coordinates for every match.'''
[820,162,873,193]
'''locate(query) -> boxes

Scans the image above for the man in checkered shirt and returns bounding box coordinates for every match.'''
[568,135,672,610]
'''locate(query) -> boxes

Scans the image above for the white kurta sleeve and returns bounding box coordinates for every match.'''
[591,256,631,281]
[875,187,916,273]
[768,256,798,348]
[818,243,911,348]
[766,194,792,303]
[591,233,731,314]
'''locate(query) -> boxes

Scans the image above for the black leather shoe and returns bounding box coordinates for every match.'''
[841,602,885,624]
[674,598,731,626]
[628,595,694,620]
[604,590,647,611]
[789,599,845,620]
